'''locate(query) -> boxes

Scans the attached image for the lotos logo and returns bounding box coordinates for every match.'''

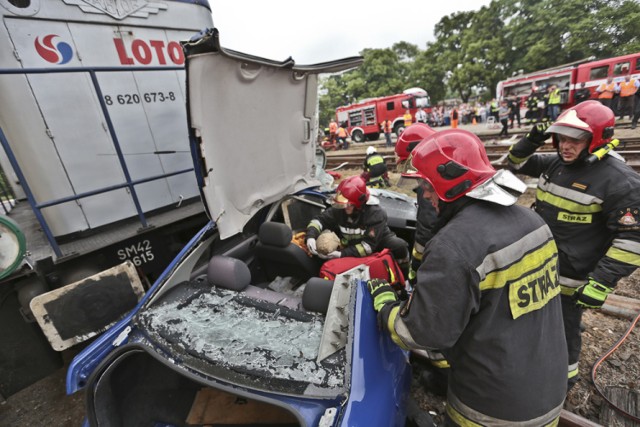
[34,35,73,65]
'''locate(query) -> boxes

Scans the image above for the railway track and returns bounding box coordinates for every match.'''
[325,137,640,172]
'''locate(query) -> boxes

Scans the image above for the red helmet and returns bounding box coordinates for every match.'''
[410,129,496,202]
[395,123,436,161]
[333,176,370,209]
[547,100,615,153]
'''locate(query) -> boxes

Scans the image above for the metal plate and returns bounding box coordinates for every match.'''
[30,261,145,350]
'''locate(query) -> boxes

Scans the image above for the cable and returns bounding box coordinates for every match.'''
[590,312,640,423]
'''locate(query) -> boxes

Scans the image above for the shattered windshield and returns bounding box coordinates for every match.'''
[136,280,348,396]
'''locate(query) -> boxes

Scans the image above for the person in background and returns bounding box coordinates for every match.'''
[403,109,413,129]
[328,119,338,145]
[336,122,349,150]
[547,84,562,121]
[368,129,567,426]
[450,105,459,129]
[595,76,617,110]
[305,176,409,275]
[361,146,390,188]
[380,119,393,147]
[617,74,639,121]
[508,96,521,128]
[507,100,640,390]
[415,107,428,124]
[574,82,591,104]
[490,98,500,122]
[498,100,510,136]
[525,87,541,124]
[633,86,640,130]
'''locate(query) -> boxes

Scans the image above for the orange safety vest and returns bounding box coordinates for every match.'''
[329,121,338,133]
[381,120,392,133]
[337,127,347,137]
[619,80,638,97]
[597,83,616,99]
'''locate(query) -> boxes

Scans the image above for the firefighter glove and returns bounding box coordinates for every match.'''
[306,238,317,255]
[573,278,613,309]
[527,122,551,146]
[325,251,341,260]
[368,278,398,312]
[408,266,417,286]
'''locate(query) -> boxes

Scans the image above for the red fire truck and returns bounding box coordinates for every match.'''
[336,88,431,142]
[497,52,640,112]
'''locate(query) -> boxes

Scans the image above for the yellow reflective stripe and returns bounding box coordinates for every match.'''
[479,240,557,291]
[355,243,367,257]
[308,219,322,232]
[568,366,579,379]
[606,247,640,267]
[557,212,592,223]
[446,404,483,427]
[536,188,602,213]
[507,148,529,165]
[508,258,560,319]
[387,306,410,350]
[368,156,384,165]
[561,285,577,296]
[412,247,423,260]
[544,418,560,427]
[431,359,450,368]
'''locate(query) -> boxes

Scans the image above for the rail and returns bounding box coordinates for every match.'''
[0,65,193,257]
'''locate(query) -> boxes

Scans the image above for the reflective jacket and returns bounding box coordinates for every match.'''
[306,204,396,258]
[548,88,561,105]
[526,93,540,111]
[381,199,567,424]
[508,137,640,294]
[363,153,387,178]
[596,82,616,99]
[619,79,638,97]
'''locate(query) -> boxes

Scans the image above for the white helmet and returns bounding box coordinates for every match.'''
[366,146,377,155]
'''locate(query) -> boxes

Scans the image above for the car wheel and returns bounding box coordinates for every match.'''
[351,130,365,143]
[366,132,380,141]
[394,124,405,138]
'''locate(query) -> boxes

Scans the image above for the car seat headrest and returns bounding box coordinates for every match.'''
[206,256,251,291]
[258,222,293,248]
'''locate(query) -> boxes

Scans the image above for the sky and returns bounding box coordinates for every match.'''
[209,1,493,64]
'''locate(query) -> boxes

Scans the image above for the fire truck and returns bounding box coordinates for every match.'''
[496,52,640,112]
[335,88,431,143]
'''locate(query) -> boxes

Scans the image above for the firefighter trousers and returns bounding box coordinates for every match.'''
[561,294,583,388]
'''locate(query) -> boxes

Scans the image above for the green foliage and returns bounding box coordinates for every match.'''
[318,0,640,125]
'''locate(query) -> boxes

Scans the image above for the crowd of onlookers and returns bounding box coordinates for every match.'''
[424,101,517,128]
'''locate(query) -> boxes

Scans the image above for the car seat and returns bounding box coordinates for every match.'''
[254,222,320,284]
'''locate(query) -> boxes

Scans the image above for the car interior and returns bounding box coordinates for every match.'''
[88,194,353,426]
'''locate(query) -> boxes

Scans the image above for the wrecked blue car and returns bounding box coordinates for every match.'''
[67,29,418,426]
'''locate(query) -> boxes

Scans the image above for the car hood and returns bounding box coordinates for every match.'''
[184,29,362,239]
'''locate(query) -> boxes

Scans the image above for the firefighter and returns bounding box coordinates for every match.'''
[305,176,409,275]
[507,100,640,389]
[361,146,390,188]
[368,129,568,425]
[394,122,446,393]
[525,88,540,124]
